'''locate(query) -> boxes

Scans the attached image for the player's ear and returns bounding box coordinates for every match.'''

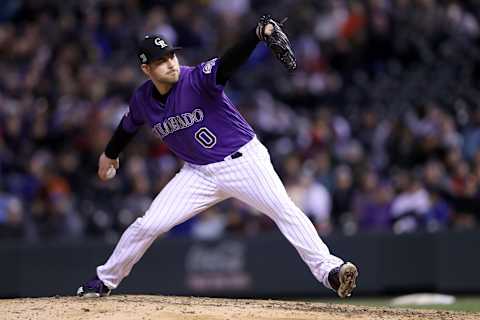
[140,64,150,76]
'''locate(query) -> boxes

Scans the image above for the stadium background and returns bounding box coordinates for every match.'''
[1,0,480,309]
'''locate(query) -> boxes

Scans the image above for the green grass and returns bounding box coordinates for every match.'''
[313,296,480,313]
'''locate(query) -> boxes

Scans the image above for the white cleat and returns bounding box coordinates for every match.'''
[328,262,358,298]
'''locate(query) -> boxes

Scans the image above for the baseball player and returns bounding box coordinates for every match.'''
[77,15,358,298]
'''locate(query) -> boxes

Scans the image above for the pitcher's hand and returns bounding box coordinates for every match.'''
[98,153,119,180]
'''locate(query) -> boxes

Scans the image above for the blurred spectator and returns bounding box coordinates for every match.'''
[353,170,392,233]
[191,209,227,240]
[287,170,332,234]
[331,165,354,229]
[2,0,480,241]
[0,195,24,238]
[390,171,431,234]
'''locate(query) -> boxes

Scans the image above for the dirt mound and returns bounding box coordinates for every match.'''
[2,295,477,320]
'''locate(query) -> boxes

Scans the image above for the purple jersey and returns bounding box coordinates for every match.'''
[121,58,255,165]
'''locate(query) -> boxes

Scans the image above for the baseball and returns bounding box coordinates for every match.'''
[106,166,116,179]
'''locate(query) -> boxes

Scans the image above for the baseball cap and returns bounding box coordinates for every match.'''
[137,35,181,64]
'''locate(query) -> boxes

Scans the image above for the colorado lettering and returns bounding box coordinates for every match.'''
[153,108,204,138]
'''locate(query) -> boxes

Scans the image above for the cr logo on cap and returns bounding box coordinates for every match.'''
[154,38,167,48]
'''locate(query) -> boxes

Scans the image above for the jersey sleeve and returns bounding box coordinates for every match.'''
[190,58,224,95]
[121,92,145,133]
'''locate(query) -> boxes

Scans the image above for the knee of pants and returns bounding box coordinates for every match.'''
[266,199,304,220]
[133,216,171,238]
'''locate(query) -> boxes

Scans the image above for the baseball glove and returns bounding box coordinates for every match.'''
[256,15,297,72]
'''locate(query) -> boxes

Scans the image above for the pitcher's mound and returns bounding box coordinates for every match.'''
[1,295,476,320]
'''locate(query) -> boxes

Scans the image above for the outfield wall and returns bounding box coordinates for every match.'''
[1,231,478,298]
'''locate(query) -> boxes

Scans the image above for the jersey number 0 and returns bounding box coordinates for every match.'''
[195,127,217,148]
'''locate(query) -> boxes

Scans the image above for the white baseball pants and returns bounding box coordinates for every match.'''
[97,136,343,289]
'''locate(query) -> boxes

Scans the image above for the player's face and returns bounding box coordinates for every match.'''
[142,52,180,84]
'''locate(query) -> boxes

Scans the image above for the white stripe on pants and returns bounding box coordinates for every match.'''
[97,136,343,289]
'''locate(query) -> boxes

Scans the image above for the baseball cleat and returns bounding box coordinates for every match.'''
[328,262,358,298]
[77,276,111,298]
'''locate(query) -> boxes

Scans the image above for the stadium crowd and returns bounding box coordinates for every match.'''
[1,0,480,241]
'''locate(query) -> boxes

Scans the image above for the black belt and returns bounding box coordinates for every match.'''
[231,151,243,159]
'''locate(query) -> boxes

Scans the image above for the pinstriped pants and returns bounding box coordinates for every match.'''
[97,136,343,290]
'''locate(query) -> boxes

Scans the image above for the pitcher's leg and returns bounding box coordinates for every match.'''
[220,152,343,289]
[97,165,224,289]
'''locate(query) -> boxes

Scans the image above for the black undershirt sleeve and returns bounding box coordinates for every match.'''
[104,118,139,159]
[216,28,260,86]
